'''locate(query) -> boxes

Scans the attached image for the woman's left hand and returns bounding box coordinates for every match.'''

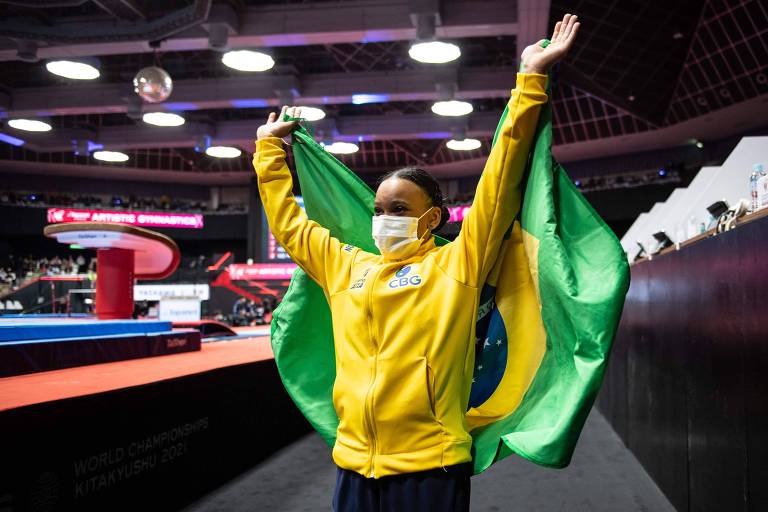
[521,13,580,75]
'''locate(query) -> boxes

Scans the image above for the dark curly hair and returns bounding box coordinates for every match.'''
[378,167,449,232]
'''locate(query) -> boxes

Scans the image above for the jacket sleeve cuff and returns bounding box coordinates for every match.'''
[253,137,287,174]
[255,137,286,158]
[514,73,548,95]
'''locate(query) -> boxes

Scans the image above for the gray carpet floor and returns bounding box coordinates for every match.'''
[182,409,675,511]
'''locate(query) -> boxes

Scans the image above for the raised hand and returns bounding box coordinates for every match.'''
[521,13,580,75]
[257,106,303,140]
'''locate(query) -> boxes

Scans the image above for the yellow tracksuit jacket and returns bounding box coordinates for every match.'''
[253,73,547,478]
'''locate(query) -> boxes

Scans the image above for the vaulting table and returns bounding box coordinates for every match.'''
[44,222,180,319]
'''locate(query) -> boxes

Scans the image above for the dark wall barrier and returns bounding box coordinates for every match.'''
[597,215,768,512]
[0,360,312,511]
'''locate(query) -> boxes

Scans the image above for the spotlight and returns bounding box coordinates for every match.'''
[222,50,274,72]
[194,134,212,154]
[205,146,241,158]
[142,112,185,127]
[658,168,667,177]
[46,60,100,80]
[296,107,326,122]
[446,138,481,151]
[431,100,473,117]
[323,142,359,154]
[409,41,461,64]
[7,118,52,132]
[93,150,129,162]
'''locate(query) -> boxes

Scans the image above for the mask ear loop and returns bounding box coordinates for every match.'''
[419,206,441,232]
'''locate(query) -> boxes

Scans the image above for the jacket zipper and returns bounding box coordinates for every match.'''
[363,265,384,478]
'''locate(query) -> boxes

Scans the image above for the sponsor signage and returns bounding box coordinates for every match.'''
[227,263,297,280]
[47,208,204,229]
[134,284,210,301]
[158,298,201,321]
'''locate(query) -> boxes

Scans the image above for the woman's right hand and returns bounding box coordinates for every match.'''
[520,13,580,75]
[257,105,302,140]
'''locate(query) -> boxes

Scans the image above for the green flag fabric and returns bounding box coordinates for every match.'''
[268,70,629,473]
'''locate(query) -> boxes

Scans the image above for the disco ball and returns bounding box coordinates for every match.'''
[133,66,173,103]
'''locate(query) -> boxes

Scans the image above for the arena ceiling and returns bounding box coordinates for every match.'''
[0,0,766,184]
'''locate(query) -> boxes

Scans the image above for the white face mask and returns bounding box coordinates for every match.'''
[372,209,434,259]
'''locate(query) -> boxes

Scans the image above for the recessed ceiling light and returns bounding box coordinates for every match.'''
[409,41,461,64]
[323,141,359,154]
[8,118,52,132]
[142,112,185,127]
[221,50,275,72]
[296,106,326,122]
[206,145,242,158]
[46,60,100,80]
[93,150,129,162]
[446,138,481,151]
[431,100,473,117]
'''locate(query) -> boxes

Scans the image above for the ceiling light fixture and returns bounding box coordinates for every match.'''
[46,60,100,80]
[409,41,461,64]
[93,150,129,162]
[431,100,473,117]
[221,50,275,72]
[8,118,52,132]
[142,112,185,127]
[446,138,481,151]
[296,106,326,122]
[323,141,359,155]
[206,146,242,158]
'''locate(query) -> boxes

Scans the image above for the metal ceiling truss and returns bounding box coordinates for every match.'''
[1,0,767,182]
[664,0,768,124]
[0,0,520,61]
[11,111,504,152]
[2,67,519,118]
[551,82,657,146]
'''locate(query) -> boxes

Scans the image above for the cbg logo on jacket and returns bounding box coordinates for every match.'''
[388,265,422,288]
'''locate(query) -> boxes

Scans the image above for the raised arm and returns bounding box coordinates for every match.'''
[435,14,580,288]
[252,107,356,294]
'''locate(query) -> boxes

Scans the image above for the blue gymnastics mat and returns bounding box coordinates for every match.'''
[0,319,172,343]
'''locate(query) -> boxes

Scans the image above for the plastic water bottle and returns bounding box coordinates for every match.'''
[750,170,760,212]
[751,163,766,212]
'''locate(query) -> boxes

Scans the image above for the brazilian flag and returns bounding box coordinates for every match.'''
[269,69,630,473]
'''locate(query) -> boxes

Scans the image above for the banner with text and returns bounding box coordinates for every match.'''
[227,263,297,281]
[47,208,204,229]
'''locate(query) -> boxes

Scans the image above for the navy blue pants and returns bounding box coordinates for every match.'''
[332,463,471,512]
